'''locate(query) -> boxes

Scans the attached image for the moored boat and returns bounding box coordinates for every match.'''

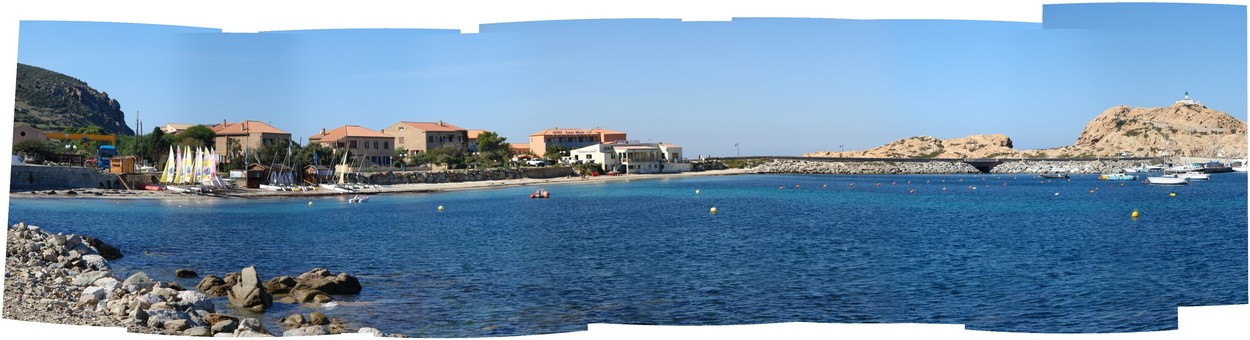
[530,189,550,199]
[348,195,370,203]
[1177,171,1210,180]
[1146,175,1188,185]
[1100,174,1137,181]
[1040,174,1069,179]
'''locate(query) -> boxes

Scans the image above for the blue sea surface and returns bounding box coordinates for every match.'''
[6,173,1248,336]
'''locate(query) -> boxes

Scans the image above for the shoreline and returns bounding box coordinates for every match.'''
[5,169,757,200]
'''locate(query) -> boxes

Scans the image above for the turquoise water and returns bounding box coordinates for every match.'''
[6,173,1247,336]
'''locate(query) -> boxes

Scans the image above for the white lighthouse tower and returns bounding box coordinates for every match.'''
[1175,91,1196,105]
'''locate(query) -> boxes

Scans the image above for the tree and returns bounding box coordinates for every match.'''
[296,143,334,168]
[60,125,109,156]
[545,144,570,162]
[474,131,512,168]
[13,139,55,162]
[172,125,215,149]
[418,144,467,168]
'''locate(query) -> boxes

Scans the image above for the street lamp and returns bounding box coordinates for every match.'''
[735,143,740,157]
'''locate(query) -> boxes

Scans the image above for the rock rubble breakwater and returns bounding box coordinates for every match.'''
[4,223,403,337]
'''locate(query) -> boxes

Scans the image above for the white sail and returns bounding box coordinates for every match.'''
[160,146,176,183]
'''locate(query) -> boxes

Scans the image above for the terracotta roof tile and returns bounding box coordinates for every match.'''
[213,121,289,135]
[399,121,465,132]
[311,125,393,143]
[530,128,624,137]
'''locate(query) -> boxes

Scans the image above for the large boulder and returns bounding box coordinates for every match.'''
[292,268,362,295]
[121,272,154,293]
[195,275,229,297]
[262,276,297,294]
[226,266,272,312]
[81,254,109,271]
[82,235,123,260]
[290,289,333,304]
[175,269,199,278]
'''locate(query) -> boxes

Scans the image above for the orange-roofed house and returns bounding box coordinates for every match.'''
[380,121,469,157]
[528,128,627,158]
[466,129,486,152]
[309,125,396,167]
[210,121,292,165]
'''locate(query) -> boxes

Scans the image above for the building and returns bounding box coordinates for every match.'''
[379,121,468,157]
[466,129,486,152]
[528,128,627,158]
[12,124,48,146]
[309,125,396,167]
[1175,91,1198,105]
[210,121,292,164]
[568,141,689,174]
[161,123,195,135]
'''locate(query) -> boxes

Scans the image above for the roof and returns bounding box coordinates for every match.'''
[164,123,194,129]
[467,129,486,139]
[310,125,392,143]
[530,128,624,137]
[213,121,289,135]
[397,121,465,132]
[510,143,530,151]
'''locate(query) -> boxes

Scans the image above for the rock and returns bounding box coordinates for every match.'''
[196,275,229,297]
[204,313,238,326]
[82,235,123,260]
[71,270,111,286]
[358,327,383,336]
[262,276,297,294]
[293,268,362,295]
[211,319,238,334]
[176,290,215,312]
[146,309,189,329]
[290,289,333,303]
[122,272,153,293]
[327,318,348,334]
[164,319,190,332]
[226,266,272,312]
[236,317,269,335]
[223,272,240,287]
[308,312,329,326]
[129,306,149,325]
[81,286,109,302]
[175,269,199,278]
[80,254,109,271]
[184,326,211,336]
[283,325,328,337]
[281,313,306,330]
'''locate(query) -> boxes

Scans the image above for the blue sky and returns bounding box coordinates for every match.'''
[12,2,1247,157]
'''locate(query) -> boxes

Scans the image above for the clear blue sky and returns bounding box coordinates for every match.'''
[14,2,1246,157]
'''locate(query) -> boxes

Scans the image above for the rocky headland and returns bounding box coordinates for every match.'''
[4,223,402,337]
[806,101,1247,159]
[751,159,1141,175]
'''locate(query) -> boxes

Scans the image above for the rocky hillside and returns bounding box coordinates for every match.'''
[1072,103,1247,158]
[14,63,135,135]
[806,134,1023,159]
[807,102,1247,159]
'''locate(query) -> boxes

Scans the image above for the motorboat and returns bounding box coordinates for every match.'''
[1201,161,1234,173]
[1123,164,1164,173]
[1040,173,1069,179]
[1100,174,1137,181]
[530,189,550,199]
[1165,164,1202,174]
[1146,175,1188,185]
[1177,171,1210,180]
[348,195,369,203]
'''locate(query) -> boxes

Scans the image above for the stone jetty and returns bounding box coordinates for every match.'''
[4,223,404,337]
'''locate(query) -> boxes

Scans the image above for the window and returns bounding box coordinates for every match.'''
[337,142,345,148]
[19,131,25,136]
[349,140,357,148]
[398,126,405,132]
[384,142,389,149]
[364,141,369,149]
[428,136,433,143]
[398,137,405,144]
[374,141,379,149]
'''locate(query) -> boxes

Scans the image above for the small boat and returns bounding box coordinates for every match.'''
[348,195,369,203]
[1177,171,1210,180]
[144,184,165,191]
[1201,161,1234,173]
[1146,175,1188,185]
[1040,174,1069,179]
[1100,174,1137,181]
[530,189,550,199]
[1123,164,1164,173]
[320,184,356,193]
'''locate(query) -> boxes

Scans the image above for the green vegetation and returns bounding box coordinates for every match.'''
[722,158,768,169]
[544,144,570,162]
[474,131,513,168]
[915,149,944,158]
[172,125,216,149]
[1123,129,1142,137]
[573,163,604,175]
[12,139,55,161]
[417,144,468,168]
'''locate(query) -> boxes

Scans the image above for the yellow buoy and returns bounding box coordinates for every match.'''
[438,205,445,211]
[1131,209,1140,219]
[1169,193,1176,197]
[710,207,718,214]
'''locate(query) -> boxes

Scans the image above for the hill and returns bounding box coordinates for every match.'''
[806,100,1247,159]
[13,63,135,135]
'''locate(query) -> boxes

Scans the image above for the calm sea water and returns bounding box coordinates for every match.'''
[6,173,1247,336]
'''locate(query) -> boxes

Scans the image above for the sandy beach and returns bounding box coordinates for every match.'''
[6,169,756,200]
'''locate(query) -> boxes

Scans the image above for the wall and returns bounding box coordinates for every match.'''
[10,165,130,190]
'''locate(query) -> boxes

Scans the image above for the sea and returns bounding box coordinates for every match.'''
[5,173,1248,337]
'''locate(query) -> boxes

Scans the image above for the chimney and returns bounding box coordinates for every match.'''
[320,128,326,135]
[438,120,444,127]
[223,119,227,125]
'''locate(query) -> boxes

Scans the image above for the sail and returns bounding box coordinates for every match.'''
[160,146,176,183]
[173,146,184,184]
[181,146,194,184]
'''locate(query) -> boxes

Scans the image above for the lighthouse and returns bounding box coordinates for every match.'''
[1175,91,1196,105]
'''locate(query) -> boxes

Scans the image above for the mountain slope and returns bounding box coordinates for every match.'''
[13,63,135,135]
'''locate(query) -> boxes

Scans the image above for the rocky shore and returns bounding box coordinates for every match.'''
[752,159,1149,175]
[4,223,403,337]
[752,160,981,174]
